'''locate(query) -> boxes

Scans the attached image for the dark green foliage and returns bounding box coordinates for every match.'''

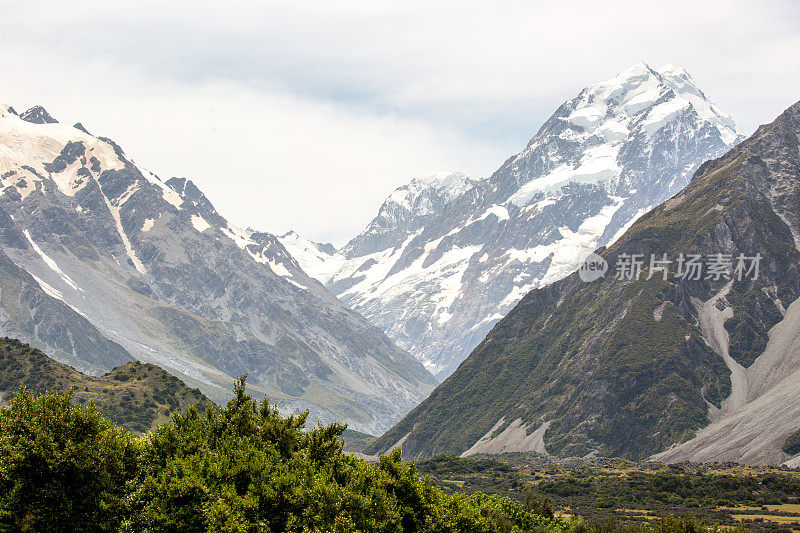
[782,429,800,456]
[0,387,138,532]
[0,377,575,532]
[572,514,749,533]
[419,455,516,477]
[125,376,554,532]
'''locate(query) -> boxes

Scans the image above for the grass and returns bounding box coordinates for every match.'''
[415,454,800,532]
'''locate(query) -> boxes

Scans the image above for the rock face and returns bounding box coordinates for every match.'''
[282,63,744,379]
[0,101,437,435]
[365,99,800,463]
[19,105,58,124]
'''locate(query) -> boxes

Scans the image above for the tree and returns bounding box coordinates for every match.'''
[0,387,137,532]
[127,376,505,532]
[0,376,576,532]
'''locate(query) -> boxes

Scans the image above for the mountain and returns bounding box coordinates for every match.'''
[0,336,213,434]
[341,428,378,453]
[19,105,58,125]
[0,242,134,373]
[282,63,744,379]
[0,334,380,450]
[0,103,437,435]
[280,171,477,282]
[365,99,800,464]
[338,171,477,259]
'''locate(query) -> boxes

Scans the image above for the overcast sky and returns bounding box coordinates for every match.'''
[2,1,799,245]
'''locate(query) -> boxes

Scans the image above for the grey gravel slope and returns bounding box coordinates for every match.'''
[0,102,436,434]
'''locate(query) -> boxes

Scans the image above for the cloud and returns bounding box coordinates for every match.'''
[1,0,798,243]
[0,48,504,244]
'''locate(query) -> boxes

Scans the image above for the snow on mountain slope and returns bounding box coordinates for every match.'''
[284,63,745,379]
[340,171,476,260]
[278,231,344,284]
[279,172,476,286]
[0,102,437,434]
[366,99,800,462]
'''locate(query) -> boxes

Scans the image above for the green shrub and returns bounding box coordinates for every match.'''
[0,387,138,532]
[782,429,800,456]
[0,378,578,532]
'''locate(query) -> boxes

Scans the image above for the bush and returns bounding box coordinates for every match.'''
[782,430,800,456]
[0,387,138,532]
[0,378,577,532]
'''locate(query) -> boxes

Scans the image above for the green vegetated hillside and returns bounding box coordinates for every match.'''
[342,428,378,453]
[367,101,800,461]
[0,337,213,434]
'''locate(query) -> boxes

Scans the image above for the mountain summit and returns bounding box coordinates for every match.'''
[19,105,58,124]
[0,101,436,434]
[366,99,800,463]
[283,63,745,379]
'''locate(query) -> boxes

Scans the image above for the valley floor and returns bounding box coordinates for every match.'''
[416,454,800,532]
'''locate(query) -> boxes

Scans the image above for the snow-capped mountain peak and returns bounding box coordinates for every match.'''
[0,99,437,434]
[279,230,337,256]
[278,231,344,284]
[337,171,475,258]
[0,103,17,117]
[578,62,741,143]
[283,63,746,380]
[585,61,658,102]
[19,105,58,124]
[414,170,475,192]
[385,171,474,214]
[506,63,744,207]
